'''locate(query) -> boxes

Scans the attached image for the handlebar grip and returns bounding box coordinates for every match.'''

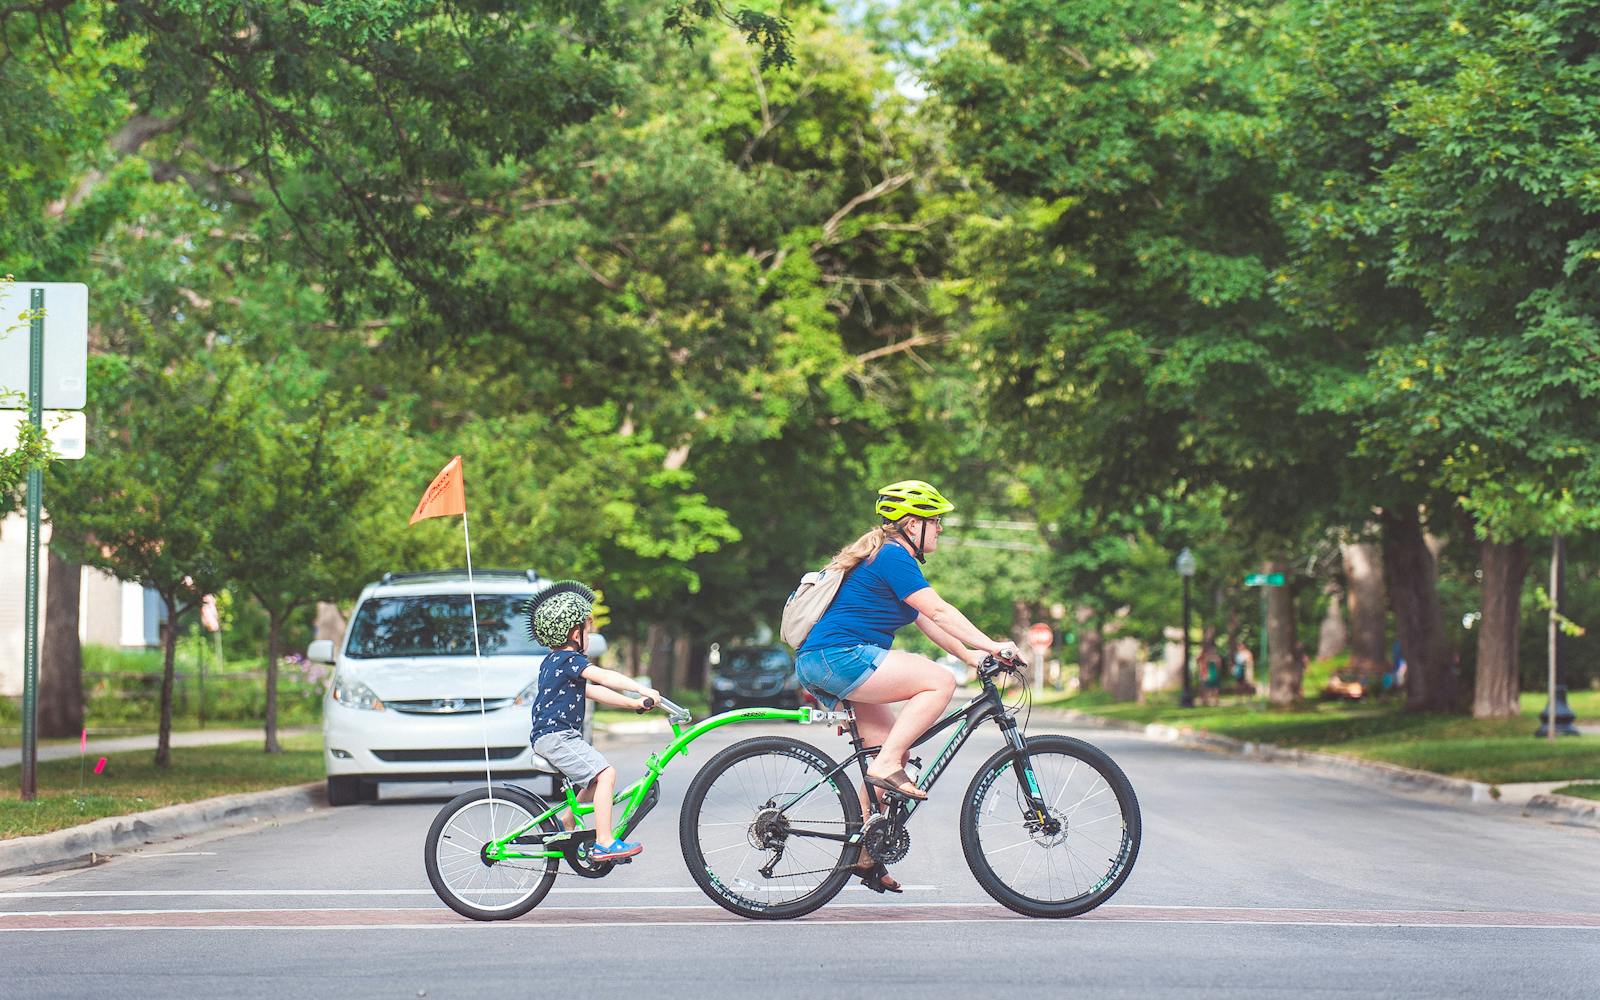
[635,696,656,715]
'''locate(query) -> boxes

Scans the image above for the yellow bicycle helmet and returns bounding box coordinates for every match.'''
[876,480,955,522]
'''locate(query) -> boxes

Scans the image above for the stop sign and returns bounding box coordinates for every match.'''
[1027,623,1053,651]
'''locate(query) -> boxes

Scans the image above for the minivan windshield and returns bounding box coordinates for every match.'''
[721,649,792,675]
[344,595,549,659]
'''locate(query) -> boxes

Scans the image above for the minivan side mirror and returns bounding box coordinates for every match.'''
[586,633,608,659]
[307,639,336,664]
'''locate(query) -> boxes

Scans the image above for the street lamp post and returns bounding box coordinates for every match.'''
[1177,548,1196,709]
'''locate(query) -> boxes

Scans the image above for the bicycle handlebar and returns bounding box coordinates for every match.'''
[979,653,1026,681]
[625,690,692,723]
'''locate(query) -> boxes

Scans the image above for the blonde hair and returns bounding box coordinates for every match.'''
[825,524,897,574]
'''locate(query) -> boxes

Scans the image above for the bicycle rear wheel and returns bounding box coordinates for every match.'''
[680,735,862,920]
[424,785,560,921]
[960,734,1141,918]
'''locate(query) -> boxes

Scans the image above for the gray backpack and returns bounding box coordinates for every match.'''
[780,567,849,649]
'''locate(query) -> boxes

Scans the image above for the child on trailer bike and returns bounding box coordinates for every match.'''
[523,581,660,862]
[795,479,1022,893]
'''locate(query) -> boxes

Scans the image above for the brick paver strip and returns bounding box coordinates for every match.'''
[4,904,1599,931]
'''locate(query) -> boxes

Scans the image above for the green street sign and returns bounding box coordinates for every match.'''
[1244,573,1285,587]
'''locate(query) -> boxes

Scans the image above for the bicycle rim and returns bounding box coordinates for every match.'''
[426,788,558,920]
[961,735,1140,917]
[681,736,859,919]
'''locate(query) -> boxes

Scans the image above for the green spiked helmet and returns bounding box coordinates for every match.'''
[524,580,596,648]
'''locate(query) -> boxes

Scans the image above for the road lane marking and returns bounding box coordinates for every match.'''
[0,885,937,899]
[3,905,1598,932]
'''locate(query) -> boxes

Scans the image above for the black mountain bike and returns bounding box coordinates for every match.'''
[678,654,1141,920]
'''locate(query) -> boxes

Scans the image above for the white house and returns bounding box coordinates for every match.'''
[0,510,159,697]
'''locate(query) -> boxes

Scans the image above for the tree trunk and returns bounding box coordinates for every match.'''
[1381,505,1457,712]
[1315,579,1348,661]
[1473,538,1529,719]
[684,640,710,693]
[1265,560,1302,707]
[313,601,347,644]
[1075,606,1103,690]
[39,543,84,739]
[645,623,678,695]
[672,633,693,697]
[156,593,178,768]
[264,611,282,753]
[1342,540,1389,675]
[1104,636,1141,703]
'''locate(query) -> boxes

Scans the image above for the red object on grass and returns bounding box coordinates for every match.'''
[93,757,107,775]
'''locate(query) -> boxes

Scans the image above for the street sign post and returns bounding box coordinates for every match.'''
[1243,571,1285,692]
[5,282,89,801]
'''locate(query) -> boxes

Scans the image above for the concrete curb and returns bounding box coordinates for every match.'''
[1041,708,1599,829]
[0,782,325,877]
[1522,792,1600,830]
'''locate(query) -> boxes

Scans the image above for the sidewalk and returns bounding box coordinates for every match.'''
[0,728,313,769]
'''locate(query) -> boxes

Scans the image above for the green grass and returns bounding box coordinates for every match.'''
[1045,687,1600,785]
[1552,783,1600,801]
[1,732,324,841]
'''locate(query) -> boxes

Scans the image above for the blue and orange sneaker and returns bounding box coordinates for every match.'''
[591,838,643,862]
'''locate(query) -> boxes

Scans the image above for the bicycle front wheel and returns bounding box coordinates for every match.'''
[680,736,862,920]
[960,734,1141,918]
[424,785,560,921]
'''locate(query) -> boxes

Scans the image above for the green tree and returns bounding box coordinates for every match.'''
[213,360,397,752]
[50,343,249,766]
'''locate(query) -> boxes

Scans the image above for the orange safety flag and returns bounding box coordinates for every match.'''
[409,455,467,524]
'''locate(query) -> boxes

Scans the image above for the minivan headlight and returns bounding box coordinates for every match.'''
[331,675,386,712]
[514,679,540,706]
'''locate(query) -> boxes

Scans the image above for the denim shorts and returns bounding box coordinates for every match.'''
[795,644,888,708]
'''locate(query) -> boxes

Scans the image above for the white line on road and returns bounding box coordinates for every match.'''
[0,885,938,898]
[3,903,976,916]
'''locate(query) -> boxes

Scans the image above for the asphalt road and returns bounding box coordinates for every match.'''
[4,715,1598,1000]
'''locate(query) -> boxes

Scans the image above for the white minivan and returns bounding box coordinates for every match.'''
[308,570,603,805]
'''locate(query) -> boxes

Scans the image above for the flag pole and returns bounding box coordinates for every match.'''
[461,506,495,805]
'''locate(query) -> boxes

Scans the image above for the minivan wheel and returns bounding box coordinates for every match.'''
[327,775,376,806]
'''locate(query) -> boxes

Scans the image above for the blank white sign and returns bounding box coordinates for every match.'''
[0,410,86,460]
[0,281,89,409]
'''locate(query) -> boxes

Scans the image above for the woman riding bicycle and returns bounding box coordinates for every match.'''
[796,480,1021,890]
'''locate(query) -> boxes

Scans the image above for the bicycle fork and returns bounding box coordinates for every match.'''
[999,717,1058,834]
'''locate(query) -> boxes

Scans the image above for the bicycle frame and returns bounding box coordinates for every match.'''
[774,670,1054,848]
[483,705,848,862]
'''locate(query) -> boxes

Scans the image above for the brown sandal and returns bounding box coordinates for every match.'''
[864,768,928,801]
[852,858,903,894]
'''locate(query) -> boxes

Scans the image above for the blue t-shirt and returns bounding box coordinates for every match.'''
[800,543,931,652]
[529,650,590,742]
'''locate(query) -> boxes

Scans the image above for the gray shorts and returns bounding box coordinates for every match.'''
[532,730,609,787]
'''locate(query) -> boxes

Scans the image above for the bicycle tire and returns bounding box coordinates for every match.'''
[679,735,862,920]
[960,734,1141,918]
[424,785,560,921]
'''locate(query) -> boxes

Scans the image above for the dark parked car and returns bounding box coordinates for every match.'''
[710,646,809,713]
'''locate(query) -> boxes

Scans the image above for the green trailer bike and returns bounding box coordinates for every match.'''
[423,694,850,921]
[426,656,1141,923]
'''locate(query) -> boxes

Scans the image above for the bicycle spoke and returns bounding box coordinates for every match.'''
[970,745,1134,910]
